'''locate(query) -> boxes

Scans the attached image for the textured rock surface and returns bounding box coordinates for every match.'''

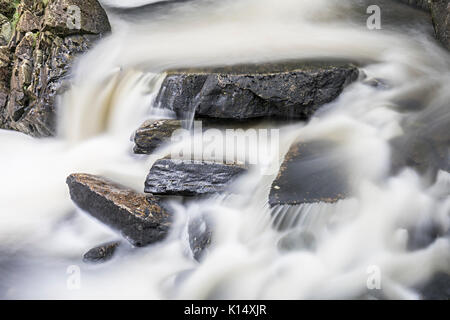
[269,141,351,206]
[83,241,121,263]
[133,119,182,154]
[188,215,212,261]
[145,159,248,196]
[67,173,172,247]
[430,0,450,50]
[43,0,111,36]
[0,0,111,137]
[155,62,359,121]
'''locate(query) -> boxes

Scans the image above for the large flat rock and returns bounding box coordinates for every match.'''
[155,61,359,121]
[67,173,171,247]
[269,140,351,206]
[144,159,248,196]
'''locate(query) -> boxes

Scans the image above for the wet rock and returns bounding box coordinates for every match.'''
[156,61,359,121]
[390,135,449,178]
[133,119,182,154]
[278,230,317,253]
[43,0,111,36]
[269,140,351,206]
[188,215,212,261]
[67,173,172,247]
[83,241,121,263]
[145,159,248,196]
[430,0,450,50]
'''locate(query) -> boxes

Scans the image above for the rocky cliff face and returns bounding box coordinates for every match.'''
[0,0,110,137]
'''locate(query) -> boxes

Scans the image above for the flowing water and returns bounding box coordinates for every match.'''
[0,0,449,299]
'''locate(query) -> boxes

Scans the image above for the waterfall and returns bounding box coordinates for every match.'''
[0,0,448,299]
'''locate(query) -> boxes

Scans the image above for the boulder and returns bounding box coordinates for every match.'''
[133,119,183,154]
[43,0,111,36]
[269,140,351,206]
[144,159,248,196]
[83,241,121,263]
[430,0,450,50]
[155,62,359,121]
[67,173,172,247]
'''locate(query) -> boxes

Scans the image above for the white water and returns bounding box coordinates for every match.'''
[0,0,449,299]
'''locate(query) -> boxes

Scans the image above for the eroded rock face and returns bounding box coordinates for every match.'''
[67,173,172,247]
[0,0,111,137]
[430,0,450,50]
[145,159,248,196]
[269,141,351,206]
[133,119,183,154]
[155,62,359,121]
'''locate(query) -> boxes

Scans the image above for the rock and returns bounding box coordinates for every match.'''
[278,230,317,252]
[43,0,111,36]
[83,241,121,263]
[0,46,10,127]
[0,0,16,18]
[188,215,212,261]
[67,173,172,247]
[390,135,449,178]
[0,0,111,136]
[430,0,450,50]
[156,61,359,121]
[16,10,41,33]
[133,119,183,154]
[144,159,248,196]
[269,140,351,206]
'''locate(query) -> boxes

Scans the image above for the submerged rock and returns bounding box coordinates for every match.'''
[430,0,450,50]
[67,173,172,247]
[156,61,359,121]
[269,140,351,206]
[133,119,182,154]
[418,273,450,300]
[188,215,212,261]
[144,159,248,196]
[83,241,121,263]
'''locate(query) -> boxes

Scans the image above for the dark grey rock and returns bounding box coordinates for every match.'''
[145,159,248,196]
[269,140,351,206]
[133,119,182,154]
[155,62,359,121]
[67,173,172,247]
[278,230,317,253]
[430,0,450,50]
[83,241,121,263]
[188,215,212,261]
